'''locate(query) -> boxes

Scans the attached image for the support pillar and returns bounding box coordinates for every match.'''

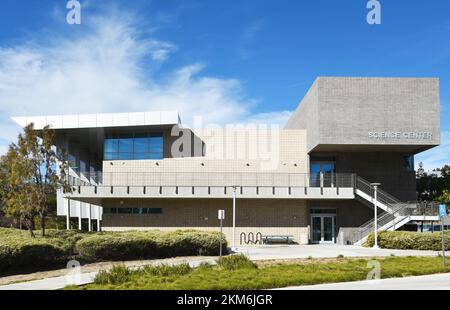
[97,205,101,232]
[66,198,71,230]
[78,202,82,231]
[88,204,92,232]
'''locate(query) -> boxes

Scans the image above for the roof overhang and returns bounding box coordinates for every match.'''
[11,111,181,130]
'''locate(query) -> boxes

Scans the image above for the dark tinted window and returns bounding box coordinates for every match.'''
[104,133,163,160]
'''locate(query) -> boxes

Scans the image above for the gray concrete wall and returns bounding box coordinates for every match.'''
[285,77,440,153]
[313,151,417,201]
[285,80,319,151]
[307,200,373,229]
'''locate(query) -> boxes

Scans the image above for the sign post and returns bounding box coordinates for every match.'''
[218,210,225,257]
[439,204,447,268]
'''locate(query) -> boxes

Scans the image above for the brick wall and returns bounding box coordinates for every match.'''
[102,198,309,245]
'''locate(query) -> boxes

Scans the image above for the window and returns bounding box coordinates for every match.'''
[104,208,162,214]
[104,133,164,160]
[118,208,132,214]
[148,208,162,214]
[403,155,414,171]
[103,208,117,214]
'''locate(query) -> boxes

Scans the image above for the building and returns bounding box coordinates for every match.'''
[11,77,441,246]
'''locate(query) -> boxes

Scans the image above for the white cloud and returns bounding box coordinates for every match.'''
[243,111,292,127]
[415,131,450,170]
[0,11,285,153]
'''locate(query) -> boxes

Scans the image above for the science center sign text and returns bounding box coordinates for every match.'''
[368,131,433,140]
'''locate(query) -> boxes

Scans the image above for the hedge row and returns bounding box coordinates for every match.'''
[76,230,227,261]
[365,231,450,251]
[0,228,227,272]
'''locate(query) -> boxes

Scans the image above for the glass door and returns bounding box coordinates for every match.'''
[310,215,335,244]
[323,216,334,242]
[311,216,322,243]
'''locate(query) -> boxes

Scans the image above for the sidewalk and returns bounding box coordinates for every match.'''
[274,272,450,290]
[237,244,440,260]
[0,257,216,290]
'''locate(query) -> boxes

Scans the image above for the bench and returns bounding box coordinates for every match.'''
[262,235,294,244]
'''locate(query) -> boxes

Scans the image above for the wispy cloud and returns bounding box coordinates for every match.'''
[0,10,285,152]
[238,19,264,60]
[415,131,450,170]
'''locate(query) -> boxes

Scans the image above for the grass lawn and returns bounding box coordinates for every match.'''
[68,255,450,290]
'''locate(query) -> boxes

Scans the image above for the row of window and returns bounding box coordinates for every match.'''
[104,133,164,160]
[104,208,163,214]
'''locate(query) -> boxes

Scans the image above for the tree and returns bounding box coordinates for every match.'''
[416,163,450,203]
[1,144,38,236]
[0,123,70,237]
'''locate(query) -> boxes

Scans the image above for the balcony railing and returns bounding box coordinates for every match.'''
[68,172,356,188]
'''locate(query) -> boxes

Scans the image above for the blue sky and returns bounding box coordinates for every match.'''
[0,0,449,169]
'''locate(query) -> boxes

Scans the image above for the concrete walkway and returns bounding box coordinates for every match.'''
[275,273,450,290]
[237,244,440,260]
[0,245,441,290]
[0,257,216,290]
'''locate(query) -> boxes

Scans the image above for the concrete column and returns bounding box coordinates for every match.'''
[97,205,101,232]
[78,202,82,231]
[88,204,92,232]
[66,198,71,230]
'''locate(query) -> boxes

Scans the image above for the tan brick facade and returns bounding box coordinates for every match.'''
[102,198,309,245]
[102,129,308,187]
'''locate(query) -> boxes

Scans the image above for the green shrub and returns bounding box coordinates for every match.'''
[94,265,131,285]
[75,230,227,262]
[0,238,67,272]
[0,228,227,273]
[217,254,256,270]
[365,231,450,250]
[75,233,158,261]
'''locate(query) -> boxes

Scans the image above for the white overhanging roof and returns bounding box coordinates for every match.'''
[11,111,181,130]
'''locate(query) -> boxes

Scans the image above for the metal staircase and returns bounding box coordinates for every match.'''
[353,176,430,245]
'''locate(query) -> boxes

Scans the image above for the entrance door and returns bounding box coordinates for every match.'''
[311,215,335,244]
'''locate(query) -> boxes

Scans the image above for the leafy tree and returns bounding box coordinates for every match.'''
[1,144,38,236]
[416,162,450,203]
[0,124,71,237]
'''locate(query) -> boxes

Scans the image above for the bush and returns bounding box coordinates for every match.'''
[0,228,228,273]
[365,231,450,250]
[217,254,256,270]
[75,230,227,262]
[0,238,67,272]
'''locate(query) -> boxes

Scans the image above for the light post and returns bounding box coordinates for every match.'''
[232,185,237,252]
[218,210,225,257]
[371,183,381,249]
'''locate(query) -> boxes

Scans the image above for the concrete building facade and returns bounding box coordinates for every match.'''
[12,77,441,246]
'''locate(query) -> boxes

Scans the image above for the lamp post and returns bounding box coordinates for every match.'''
[371,183,381,249]
[232,186,237,252]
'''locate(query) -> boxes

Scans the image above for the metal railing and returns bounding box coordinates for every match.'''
[354,176,440,243]
[356,176,402,211]
[67,171,356,188]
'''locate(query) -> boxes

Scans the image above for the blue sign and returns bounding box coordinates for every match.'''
[439,204,447,217]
